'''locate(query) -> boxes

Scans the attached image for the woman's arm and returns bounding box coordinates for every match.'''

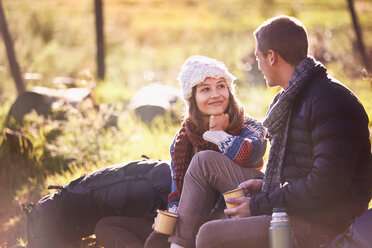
[167,134,180,213]
[203,116,267,167]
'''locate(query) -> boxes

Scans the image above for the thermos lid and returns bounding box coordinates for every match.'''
[271,208,290,223]
[273,207,288,213]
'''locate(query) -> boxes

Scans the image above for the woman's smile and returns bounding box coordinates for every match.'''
[208,100,224,106]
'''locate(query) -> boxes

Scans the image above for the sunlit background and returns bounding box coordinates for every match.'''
[0,0,371,246]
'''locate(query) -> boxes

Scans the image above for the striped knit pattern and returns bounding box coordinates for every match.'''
[233,141,252,166]
[167,191,180,207]
[218,136,236,153]
[220,118,266,167]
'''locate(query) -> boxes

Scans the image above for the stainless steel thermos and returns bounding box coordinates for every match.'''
[269,208,294,248]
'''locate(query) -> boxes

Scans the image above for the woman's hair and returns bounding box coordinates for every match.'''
[187,86,243,129]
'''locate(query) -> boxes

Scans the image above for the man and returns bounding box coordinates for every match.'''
[168,15,372,248]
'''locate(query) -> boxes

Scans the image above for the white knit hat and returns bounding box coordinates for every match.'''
[177,55,237,101]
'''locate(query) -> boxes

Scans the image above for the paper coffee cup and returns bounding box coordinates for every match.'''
[154,210,178,235]
[223,188,244,209]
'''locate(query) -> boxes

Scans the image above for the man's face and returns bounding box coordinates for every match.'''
[255,43,276,87]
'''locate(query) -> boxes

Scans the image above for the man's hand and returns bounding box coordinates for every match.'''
[224,196,252,218]
[209,114,229,131]
[238,179,263,196]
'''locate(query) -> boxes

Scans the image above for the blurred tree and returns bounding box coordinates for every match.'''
[0,0,26,95]
[347,0,370,71]
[95,0,105,80]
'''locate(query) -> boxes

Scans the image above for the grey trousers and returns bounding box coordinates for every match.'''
[168,151,263,248]
[196,215,337,248]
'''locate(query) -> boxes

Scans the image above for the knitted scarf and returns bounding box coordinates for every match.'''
[262,57,324,193]
[173,110,244,195]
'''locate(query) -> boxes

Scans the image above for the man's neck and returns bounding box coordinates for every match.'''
[280,63,296,90]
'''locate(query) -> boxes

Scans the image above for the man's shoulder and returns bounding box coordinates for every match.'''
[309,71,349,93]
[304,71,368,122]
[307,71,359,104]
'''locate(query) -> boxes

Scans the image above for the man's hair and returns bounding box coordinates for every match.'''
[254,15,308,66]
[188,87,243,130]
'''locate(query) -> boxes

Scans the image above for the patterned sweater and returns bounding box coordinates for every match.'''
[168,115,267,211]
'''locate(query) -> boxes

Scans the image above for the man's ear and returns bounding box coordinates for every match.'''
[267,49,278,66]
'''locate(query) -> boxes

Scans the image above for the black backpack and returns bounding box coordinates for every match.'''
[23,158,171,248]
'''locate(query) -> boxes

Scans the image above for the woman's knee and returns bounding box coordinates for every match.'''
[188,151,222,174]
[95,216,125,238]
[95,217,112,236]
[193,150,221,161]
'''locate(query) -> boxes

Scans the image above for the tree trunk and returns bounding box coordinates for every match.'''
[347,0,370,71]
[95,0,105,80]
[0,0,26,95]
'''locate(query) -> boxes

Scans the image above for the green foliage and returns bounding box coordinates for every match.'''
[94,79,134,106]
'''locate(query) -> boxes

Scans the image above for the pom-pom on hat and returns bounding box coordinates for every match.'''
[177,55,237,101]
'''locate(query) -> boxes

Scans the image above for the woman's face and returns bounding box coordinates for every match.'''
[195,77,229,121]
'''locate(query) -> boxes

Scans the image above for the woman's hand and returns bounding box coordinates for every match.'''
[238,179,263,196]
[152,217,157,230]
[209,114,229,131]
[224,196,252,218]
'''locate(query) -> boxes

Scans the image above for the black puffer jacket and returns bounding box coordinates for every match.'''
[250,66,372,232]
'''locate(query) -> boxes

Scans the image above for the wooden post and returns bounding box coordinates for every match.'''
[347,0,370,71]
[95,0,105,80]
[0,0,26,95]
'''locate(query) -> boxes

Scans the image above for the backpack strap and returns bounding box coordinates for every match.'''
[47,185,65,191]
[22,202,35,244]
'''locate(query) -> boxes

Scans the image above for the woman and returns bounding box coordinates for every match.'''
[145,55,267,248]
[96,55,266,248]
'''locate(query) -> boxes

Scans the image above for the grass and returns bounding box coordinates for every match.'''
[0,0,372,246]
